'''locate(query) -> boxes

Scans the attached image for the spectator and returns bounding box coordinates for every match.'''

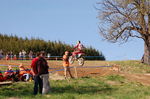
[31,51,50,95]
[0,50,3,60]
[6,53,9,60]
[38,51,50,94]
[29,50,33,59]
[47,53,51,60]
[10,51,13,60]
[0,70,4,82]
[19,51,23,60]
[63,51,73,79]
[22,50,26,60]
[3,65,21,82]
[4,65,14,81]
[13,54,17,60]
[19,63,32,81]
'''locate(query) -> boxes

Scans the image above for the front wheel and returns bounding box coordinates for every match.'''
[69,56,75,64]
[78,57,84,66]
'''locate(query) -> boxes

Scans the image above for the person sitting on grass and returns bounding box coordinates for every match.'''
[0,70,4,82]
[12,69,20,82]
[3,66,20,82]
[4,65,14,81]
[19,63,32,81]
[63,51,73,79]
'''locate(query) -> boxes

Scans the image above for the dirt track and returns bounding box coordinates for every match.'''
[53,67,150,86]
[1,60,150,86]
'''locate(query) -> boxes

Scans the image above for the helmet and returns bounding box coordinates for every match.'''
[77,40,81,43]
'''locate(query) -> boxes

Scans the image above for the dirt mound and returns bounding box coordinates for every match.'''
[55,67,115,78]
[120,73,150,86]
[54,66,150,86]
[49,73,65,80]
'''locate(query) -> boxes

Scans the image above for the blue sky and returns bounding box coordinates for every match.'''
[0,0,144,60]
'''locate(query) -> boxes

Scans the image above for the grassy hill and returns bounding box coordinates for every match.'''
[1,60,150,99]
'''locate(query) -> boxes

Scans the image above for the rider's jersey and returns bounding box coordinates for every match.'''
[74,43,84,51]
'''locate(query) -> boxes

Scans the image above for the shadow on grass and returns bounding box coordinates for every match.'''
[51,84,116,95]
[0,82,34,98]
[0,79,117,98]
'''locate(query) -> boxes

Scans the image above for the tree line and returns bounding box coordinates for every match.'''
[0,34,105,60]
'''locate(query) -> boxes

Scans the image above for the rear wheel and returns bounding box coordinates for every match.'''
[69,56,75,64]
[78,57,84,66]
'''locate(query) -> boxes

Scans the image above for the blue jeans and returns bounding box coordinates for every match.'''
[33,75,43,95]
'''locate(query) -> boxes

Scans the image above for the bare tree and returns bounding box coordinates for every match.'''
[98,0,150,64]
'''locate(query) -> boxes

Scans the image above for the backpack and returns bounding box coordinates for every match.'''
[36,57,49,75]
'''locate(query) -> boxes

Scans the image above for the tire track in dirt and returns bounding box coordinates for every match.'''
[1,60,150,86]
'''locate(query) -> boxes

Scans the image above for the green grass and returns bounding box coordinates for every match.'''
[110,60,150,73]
[1,76,150,99]
[106,75,125,82]
[1,60,150,99]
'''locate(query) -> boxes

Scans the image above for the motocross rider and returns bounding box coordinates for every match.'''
[73,41,84,58]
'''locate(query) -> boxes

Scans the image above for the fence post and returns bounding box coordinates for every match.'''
[74,66,78,78]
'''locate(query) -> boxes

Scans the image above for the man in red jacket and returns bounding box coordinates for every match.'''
[31,52,43,95]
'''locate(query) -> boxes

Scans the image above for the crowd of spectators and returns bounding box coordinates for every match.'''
[0,50,51,60]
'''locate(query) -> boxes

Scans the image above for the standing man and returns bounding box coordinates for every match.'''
[22,50,26,60]
[0,49,3,60]
[31,52,43,95]
[38,52,50,94]
[31,51,50,95]
[29,50,33,59]
[63,51,73,79]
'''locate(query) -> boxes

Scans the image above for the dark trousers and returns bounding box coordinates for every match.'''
[33,75,43,95]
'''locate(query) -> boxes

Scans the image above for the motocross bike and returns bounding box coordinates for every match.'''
[69,51,85,66]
